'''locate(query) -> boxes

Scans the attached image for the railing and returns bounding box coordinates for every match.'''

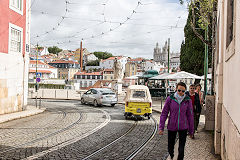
[28,89,87,100]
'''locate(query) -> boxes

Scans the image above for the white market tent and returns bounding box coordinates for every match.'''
[149,71,203,80]
[149,73,171,80]
[164,71,203,80]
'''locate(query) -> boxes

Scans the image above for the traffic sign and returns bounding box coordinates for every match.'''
[36,72,42,77]
[36,77,41,82]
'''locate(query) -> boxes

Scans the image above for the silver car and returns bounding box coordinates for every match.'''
[81,88,117,107]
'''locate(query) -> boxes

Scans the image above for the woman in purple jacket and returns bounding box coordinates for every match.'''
[159,82,194,160]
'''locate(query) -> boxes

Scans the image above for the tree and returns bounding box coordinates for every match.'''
[93,51,113,60]
[48,46,62,55]
[86,60,100,66]
[180,0,217,93]
[180,7,206,76]
[36,46,44,50]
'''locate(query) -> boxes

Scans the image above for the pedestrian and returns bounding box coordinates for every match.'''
[195,84,204,131]
[195,84,204,105]
[159,82,194,160]
[185,84,201,135]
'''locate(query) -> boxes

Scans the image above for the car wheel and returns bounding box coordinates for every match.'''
[111,104,115,107]
[81,98,85,104]
[94,100,98,107]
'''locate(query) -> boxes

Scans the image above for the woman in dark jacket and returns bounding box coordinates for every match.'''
[159,82,194,160]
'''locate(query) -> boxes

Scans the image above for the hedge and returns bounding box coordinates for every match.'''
[28,83,65,89]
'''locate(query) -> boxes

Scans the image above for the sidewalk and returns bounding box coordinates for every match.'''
[153,103,220,160]
[0,105,45,124]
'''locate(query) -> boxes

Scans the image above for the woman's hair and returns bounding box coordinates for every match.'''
[196,83,202,89]
[176,82,187,89]
[189,84,195,87]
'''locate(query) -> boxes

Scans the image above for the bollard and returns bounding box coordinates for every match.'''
[35,96,38,108]
[67,90,69,99]
[39,97,42,108]
[161,96,163,109]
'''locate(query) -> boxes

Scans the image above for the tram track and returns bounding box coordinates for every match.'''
[0,110,83,155]
[125,117,158,160]
[0,99,68,141]
[82,116,158,160]
[82,121,138,160]
[24,108,111,160]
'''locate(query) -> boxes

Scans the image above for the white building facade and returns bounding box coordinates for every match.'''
[143,60,165,72]
[100,56,128,70]
[73,72,103,89]
[29,60,58,79]
[213,0,240,159]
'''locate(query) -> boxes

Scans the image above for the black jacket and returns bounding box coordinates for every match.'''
[185,91,201,113]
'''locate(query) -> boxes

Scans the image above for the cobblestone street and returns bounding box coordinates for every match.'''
[0,99,169,160]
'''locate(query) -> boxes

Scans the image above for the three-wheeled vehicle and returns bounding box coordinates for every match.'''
[124,85,152,120]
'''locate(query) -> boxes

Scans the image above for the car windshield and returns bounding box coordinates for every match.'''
[99,90,115,95]
[132,91,146,98]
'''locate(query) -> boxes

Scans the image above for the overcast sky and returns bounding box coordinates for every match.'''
[31,0,188,59]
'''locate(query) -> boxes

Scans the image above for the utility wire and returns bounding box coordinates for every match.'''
[31,0,69,39]
[34,0,110,44]
[49,0,143,45]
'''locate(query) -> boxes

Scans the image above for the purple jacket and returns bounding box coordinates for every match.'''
[159,94,194,135]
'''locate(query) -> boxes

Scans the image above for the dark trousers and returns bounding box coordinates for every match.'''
[168,130,187,160]
[194,112,200,131]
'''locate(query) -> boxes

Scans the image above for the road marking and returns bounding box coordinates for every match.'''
[23,108,111,160]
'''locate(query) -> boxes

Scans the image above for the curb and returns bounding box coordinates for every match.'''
[152,108,162,114]
[0,108,46,124]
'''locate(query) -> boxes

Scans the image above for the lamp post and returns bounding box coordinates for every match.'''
[35,43,39,92]
[204,26,208,99]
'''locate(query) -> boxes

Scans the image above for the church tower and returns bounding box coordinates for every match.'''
[153,42,161,62]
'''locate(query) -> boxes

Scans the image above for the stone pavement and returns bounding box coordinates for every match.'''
[0,105,45,124]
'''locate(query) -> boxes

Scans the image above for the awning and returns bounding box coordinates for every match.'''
[149,73,171,80]
[164,71,203,80]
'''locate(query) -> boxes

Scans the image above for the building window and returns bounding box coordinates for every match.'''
[104,76,107,79]
[97,75,100,79]
[89,81,92,86]
[9,0,23,15]
[9,25,22,53]
[82,75,85,79]
[87,75,91,79]
[226,0,234,48]
[92,75,96,79]
[80,81,82,87]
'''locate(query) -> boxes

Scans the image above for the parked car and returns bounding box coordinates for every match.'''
[81,88,117,107]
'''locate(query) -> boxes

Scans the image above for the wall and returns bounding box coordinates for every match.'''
[28,89,84,100]
[0,53,25,114]
[0,0,30,114]
[214,0,240,159]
